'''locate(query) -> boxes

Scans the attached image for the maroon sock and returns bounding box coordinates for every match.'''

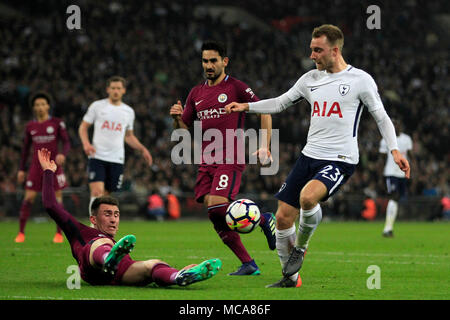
[19,200,32,233]
[208,203,252,263]
[151,263,179,286]
[92,243,113,266]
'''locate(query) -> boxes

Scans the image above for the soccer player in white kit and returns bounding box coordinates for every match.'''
[379,120,413,237]
[78,76,153,216]
[225,24,410,287]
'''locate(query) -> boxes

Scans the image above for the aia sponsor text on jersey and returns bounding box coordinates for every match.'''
[312,101,343,118]
[101,120,123,132]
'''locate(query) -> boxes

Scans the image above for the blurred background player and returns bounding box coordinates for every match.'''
[15,92,71,243]
[78,76,153,218]
[225,24,410,287]
[38,148,221,287]
[379,119,413,237]
[170,40,276,275]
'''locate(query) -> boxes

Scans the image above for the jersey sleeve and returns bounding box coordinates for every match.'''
[248,74,306,114]
[181,88,197,127]
[235,80,260,103]
[284,73,308,104]
[127,108,135,131]
[82,102,97,124]
[358,73,384,112]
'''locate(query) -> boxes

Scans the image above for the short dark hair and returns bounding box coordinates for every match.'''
[201,40,227,58]
[29,91,53,108]
[91,196,120,216]
[312,24,344,51]
[106,75,127,88]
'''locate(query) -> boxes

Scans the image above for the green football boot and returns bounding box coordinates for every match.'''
[175,258,222,286]
[103,234,136,275]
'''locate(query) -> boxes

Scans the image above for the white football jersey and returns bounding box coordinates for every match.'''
[283,65,384,164]
[380,133,412,178]
[82,98,135,164]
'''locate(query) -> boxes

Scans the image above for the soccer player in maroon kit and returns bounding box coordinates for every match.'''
[37,148,221,287]
[15,92,71,243]
[170,41,276,275]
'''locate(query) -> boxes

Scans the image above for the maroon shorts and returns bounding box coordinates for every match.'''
[25,164,67,191]
[195,164,243,203]
[77,237,137,286]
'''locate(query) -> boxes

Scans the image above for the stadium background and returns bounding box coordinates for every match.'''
[0,0,448,221]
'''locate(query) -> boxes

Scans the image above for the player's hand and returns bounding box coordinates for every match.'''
[83,143,96,156]
[392,149,410,179]
[142,148,153,166]
[224,102,249,114]
[37,148,57,173]
[170,100,183,119]
[17,170,26,184]
[55,154,66,166]
[252,148,273,166]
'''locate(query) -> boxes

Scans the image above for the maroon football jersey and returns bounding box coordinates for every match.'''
[19,117,70,171]
[182,75,259,167]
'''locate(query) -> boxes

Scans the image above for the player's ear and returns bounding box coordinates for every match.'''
[89,215,96,226]
[223,57,229,67]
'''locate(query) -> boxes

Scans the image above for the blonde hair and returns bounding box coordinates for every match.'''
[312,24,344,51]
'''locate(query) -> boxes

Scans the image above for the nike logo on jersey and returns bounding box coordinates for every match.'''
[215,186,227,191]
[195,100,203,106]
[310,87,319,92]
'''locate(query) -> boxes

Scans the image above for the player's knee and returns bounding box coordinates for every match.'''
[276,201,298,229]
[145,259,167,274]
[300,190,319,210]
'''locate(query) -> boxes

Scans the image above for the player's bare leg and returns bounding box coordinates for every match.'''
[205,195,259,275]
[283,180,325,278]
[15,190,37,243]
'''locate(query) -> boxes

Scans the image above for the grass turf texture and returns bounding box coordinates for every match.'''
[0,219,448,300]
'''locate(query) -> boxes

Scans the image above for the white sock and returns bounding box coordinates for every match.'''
[384,199,398,232]
[296,204,322,250]
[275,225,299,281]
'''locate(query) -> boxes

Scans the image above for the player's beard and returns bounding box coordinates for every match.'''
[205,69,222,81]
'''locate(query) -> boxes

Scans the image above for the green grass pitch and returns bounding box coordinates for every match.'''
[0,219,448,300]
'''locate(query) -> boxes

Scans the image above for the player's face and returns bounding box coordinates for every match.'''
[33,98,50,119]
[106,81,126,103]
[202,50,228,82]
[309,35,336,71]
[92,204,120,237]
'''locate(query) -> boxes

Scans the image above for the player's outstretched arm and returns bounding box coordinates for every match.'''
[224,102,249,114]
[37,148,57,173]
[39,148,81,234]
[391,149,411,179]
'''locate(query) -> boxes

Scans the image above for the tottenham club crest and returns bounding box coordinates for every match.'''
[218,93,228,103]
[339,84,350,96]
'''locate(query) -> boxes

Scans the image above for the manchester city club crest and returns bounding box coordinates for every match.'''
[218,93,228,103]
[339,84,350,96]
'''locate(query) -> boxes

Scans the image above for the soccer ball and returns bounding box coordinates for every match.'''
[226,199,261,233]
